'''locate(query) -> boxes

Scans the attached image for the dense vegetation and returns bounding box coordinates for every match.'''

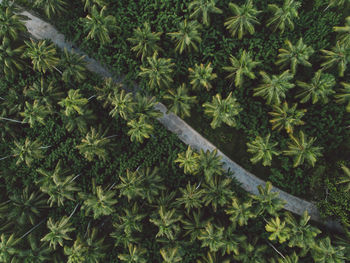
[0,0,349,262]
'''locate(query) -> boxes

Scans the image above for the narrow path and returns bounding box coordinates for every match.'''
[18,9,342,231]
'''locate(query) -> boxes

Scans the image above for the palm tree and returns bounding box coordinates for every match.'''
[116,170,144,201]
[127,22,162,61]
[188,0,223,26]
[188,62,217,91]
[24,39,60,73]
[163,84,196,118]
[233,239,267,263]
[138,167,165,204]
[20,100,50,128]
[18,234,51,262]
[268,102,306,134]
[203,92,242,129]
[138,52,174,92]
[82,0,106,11]
[109,89,135,120]
[296,70,336,104]
[34,0,67,18]
[0,38,24,78]
[276,38,314,74]
[198,149,224,181]
[149,206,181,240]
[63,108,95,134]
[246,134,280,166]
[335,82,350,112]
[167,19,202,54]
[196,252,230,263]
[41,216,75,250]
[198,222,225,252]
[223,50,260,88]
[327,0,350,9]
[0,234,20,263]
[24,77,63,113]
[94,77,122,108]
[222,224,246,255]
[133,93,162,120]
[58,89,88,116]
[83,228,108,263]
[272,252,299,263]
[76,126,110,161]
[64,236,87,263]
[202,175,233,212]
[224,0,261,39]
[36,160,80,207]
[160,247,182,263]
[118,243,147,263]
[321,41,350,77]
[251,182,286,216]
[336,165,350,192]
[61,48,87,83]
[113,203,146,236]
[265,216,291,243]
[79,180,118,219]
[333,17,350,47]
[11,138,44,167]
[81,5,118,45]
[266,0,301,33]
[285,211,321,252]
[253,70,295,105]
[7,187,47,226]
[0,6,27,42]
[174,146,200,175]
[311,237,346,263]
[225,198,255,226]
[283,131,323,167]
[182,210,211,242]
[127,115,154,143]
[176,182,205,212]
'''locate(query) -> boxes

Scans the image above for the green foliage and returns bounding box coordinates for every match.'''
[188,0,223,26]
[163,84,196,118]
[58,89,88,116]
[34,0,67,18]
[188,62,217,91]
[321,41,350,77]
[246,134,280,166]
[0,38,24,78]
[335,82,350,112]
[0,6,27,42]
[60,48,87,83]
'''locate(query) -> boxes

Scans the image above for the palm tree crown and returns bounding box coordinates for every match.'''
[335,82,350,112]
[188,0,223,26]
[267,0,301,33]
[246,134,280,166]
[321,41,350,77]
[34,0,67,18]
[11,138,44,167]
[188,62,217,91]
[333,16,350,47]
[0,6,27,42]
[58,89,88,116]
[0,38,24,78]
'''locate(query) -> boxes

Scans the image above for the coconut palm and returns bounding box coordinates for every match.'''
[34,0,67,18]
[24,39,60,73]
[311,237,346,263]
[64,237,87,263]
[321,41,350,77]
[334,82,350,112]
[0,6,27,42]
[18,234,51,262]
[336,165,350,192]
[81,5,118,45]
[272,252,299,263]
[296,70,336,104]
[334,17,350,47]
[127,22,162,61]
[222,224,246,255]
[94,77,122,108]
[139,52,174,92]
[0,38,24,78]
[176,182,205,212]
[203,92,242,129]
[11,138,44,167]
[24,77,63,112]
[174,146,200,175]
[82,0,106,11]
[109,89,135,120]
[253,70,295,105]
[268,102,306,134]
[118,243,147,263]
[58,89,88,116]
[137,167,165,204]
[188,0,223,26]
[327,0,350,8]
[285,211,321,252]
[198,222,225,252]
[41,216,75,250]
[276,38,314,74]
[251,182,286,216]
[188,62,217,91]
[163,84,196,118]
[246,134,280,166]
[265,216,290,243]
[283,131,323,167]
[61,48,87,83]
[266,0,301,33]
[223,50,260,88]
[197,252,230,263]
[20,100,50,128]
[167,19,202,54]
[36,160,80,207]
[160,247,182,263]
[113,203,146,236]
[198,149,224,181]
[149,206,182,240]
[116,170,144,202]
[83,228,108,263]
[224,0,261,39]
[225,198,255,226]
[133,93,163,120]
[79,180,118,219]
[127,115,154,143]
[76,126,110,161]
[0,234,20,263]
[182,210,211,242]
[233,239,267,263]
[63,108,95,134]
[202,175,233,212]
